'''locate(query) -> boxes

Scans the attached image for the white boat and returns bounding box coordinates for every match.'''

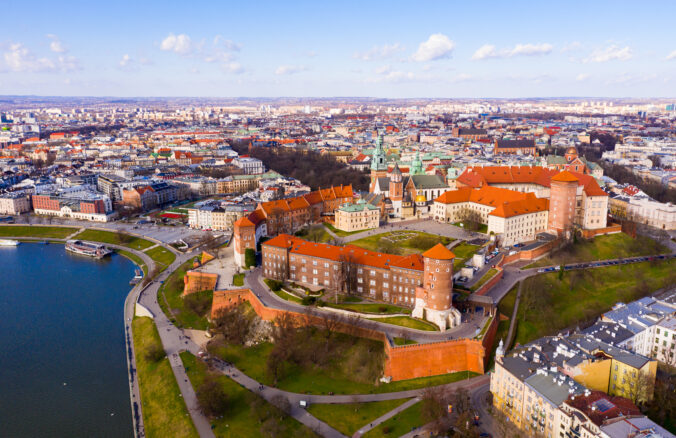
[65,240,112,258]
[0,239,20,246]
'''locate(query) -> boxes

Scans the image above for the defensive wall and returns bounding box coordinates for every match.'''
[473,267,504,296]
[211,288,490,381]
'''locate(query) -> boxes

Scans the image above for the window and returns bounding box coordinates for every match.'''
[312,260,317,266]
[358,268,363,274]
[370,280,376,286]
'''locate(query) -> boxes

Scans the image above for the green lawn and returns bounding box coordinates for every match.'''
[323,222,373,237]
[506,259,676,346]
[471,268,499,291]
[527,233,670,268]
[451,242,480,270]
[132,317,198,438]
[274,289,303,304]
[393,337,418,345]
[452,221,488,234]
[208,337,475,395]
[307,399,409,436]
[144,245,176,268]
[232,273,245,286]
[116,249,148,276]
[367,316,439,331]
[295,226,333,243]
[349,231,454,256]
[324,302,411,315]
[74,229,155,250]
[363,400,423,437]
[0,225,75,239]
[157,259,211,329]
[180,352,317,438]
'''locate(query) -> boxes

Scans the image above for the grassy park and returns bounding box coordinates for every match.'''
[451,242,481,270]
[132,317,198,438]
[308,399,410,436]
[501,259,676,346]
[0,225,75,239]
[527,233,669,268]
[73,229,155,250]
[232,273,245,286]
[367,316,439,331]
[180,353,316,438]
[323,222,372,237]
[144,245,176,268]
[158,259,212,330]
[350,231,453,256]
[363,400,423,437]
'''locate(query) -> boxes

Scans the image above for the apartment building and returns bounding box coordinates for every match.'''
[0,191,31,214]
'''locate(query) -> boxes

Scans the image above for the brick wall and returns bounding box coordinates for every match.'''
[498,238,561,266]
[474,268,503,296]
[581,224,622,239]
[211,288,488,381]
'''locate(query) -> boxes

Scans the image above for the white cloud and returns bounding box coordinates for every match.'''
[46,34,67,53]
[472,43,553,60]
[204,51,234,63]
[119,54,132,67]
[213,35,241,52]
[411,34,455,62]
[576,73,590,81]
[275,65,308,75]
[375,65,392,75]
[353,43,405,61]
[160,33,194,55]
[583,45,632,63]
[305,50,318,58]
[2,42,79,72]
[666,50,676,60]
[471,44,499,60]
[223,62,244,74]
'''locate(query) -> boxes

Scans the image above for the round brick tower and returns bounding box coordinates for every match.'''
[548,170,578,235]
[413,243,461,330]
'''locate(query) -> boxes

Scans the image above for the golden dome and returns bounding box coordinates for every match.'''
[415,194,427,203]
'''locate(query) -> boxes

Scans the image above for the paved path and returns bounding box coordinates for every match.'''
[353,397,420,437]
[504,281,524,351]
[470,382,500,438]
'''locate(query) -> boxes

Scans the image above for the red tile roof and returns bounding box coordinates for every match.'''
[422,243,455,260]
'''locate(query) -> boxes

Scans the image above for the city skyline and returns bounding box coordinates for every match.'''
[2,0,676,98]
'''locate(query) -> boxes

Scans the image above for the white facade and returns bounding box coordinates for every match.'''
[626,197,676,230]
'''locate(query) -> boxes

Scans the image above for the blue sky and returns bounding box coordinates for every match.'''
[1,0,675,97]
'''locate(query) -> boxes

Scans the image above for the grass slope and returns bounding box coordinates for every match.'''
[132,317,198,438]
[158,259,211,329]
[528,233,669,268]
[0,225,75,239]
[116,249,148,276]
[74,229,154,250]
[506,259,676,345]
[363,400,422,437]
[367,316,439,331]
[308,399,409,436]
[180,352,316,438]
[144,245,176,268]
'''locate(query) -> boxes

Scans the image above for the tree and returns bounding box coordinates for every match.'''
[144,342,165,362]
[457,207,483,232]
[376,238,402,255]
[196,374,228,417]
[334,253,359,296]
[210,303,254,345]
[116,229,133,244]
[305,225,325,243]
[245,248,256,268]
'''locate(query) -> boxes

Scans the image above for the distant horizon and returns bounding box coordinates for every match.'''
[2,0,675,97]
[1,95,675,101]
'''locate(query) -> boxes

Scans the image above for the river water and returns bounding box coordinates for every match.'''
[0,243,134,437]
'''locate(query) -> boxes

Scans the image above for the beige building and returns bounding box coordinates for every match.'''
[334,199,379,232]
[0,192,31,215]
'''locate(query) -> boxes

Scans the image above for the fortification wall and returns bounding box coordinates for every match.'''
[211,288,488,381]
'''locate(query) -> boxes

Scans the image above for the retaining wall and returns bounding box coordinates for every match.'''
[211,288,487,381]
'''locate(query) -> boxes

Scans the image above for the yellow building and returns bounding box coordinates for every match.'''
[334,200,380,232]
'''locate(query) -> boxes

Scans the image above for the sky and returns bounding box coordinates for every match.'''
[1,0,676,98]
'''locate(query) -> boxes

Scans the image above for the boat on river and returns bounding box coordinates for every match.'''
[0,239,20,246]
[65,240,112,258]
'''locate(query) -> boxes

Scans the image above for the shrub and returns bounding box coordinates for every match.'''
[196,375,228,417]
[245,248,256,268]
[301,296,316,306]
[265,279,283,292]
[144,342,166,362]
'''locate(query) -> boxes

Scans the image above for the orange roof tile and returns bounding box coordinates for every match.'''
[551,170,579,182]
[234,216,255,228]
[422,243,455,260]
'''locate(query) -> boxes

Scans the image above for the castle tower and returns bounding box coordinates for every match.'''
[233,216,256,267]
[370,133,388,192]
[564,146,579,163]
[548,171,578,238]
[389,162,403,201]
[412,243,461,330]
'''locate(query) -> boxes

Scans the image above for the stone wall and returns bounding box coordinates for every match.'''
[211,288,488,381]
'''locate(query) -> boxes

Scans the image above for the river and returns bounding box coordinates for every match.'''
[0,243,134,437]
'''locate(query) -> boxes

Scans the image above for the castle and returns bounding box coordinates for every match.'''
[261,234,462,330]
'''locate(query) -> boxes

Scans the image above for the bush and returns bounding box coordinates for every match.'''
[144,342,166,362]
[245,248,256,268]
[184,290,213,316]
[196,375,228,417]
[265,279,283,292]
[301,296,316,306]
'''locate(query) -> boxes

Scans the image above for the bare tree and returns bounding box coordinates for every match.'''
[457,207,484,232]
[335,253,359,296]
